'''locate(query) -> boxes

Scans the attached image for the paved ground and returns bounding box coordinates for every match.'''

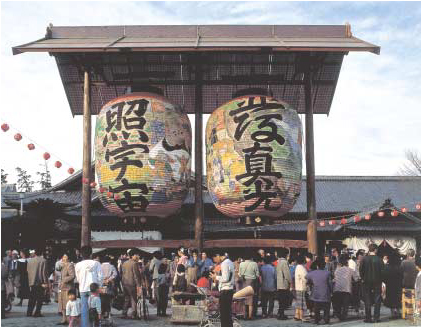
[1,299,416,327]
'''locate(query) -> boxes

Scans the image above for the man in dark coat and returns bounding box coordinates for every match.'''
[26,249,48,317]
[401,248,418,289]
[359,243,384,323]
[306,259,332,324]
[121,249,143,319]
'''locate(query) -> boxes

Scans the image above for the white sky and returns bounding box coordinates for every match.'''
[1,1,420,190]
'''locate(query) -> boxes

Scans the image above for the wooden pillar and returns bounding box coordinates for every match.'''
[81,70,91,247]
[304,68,318,256]
[194,58,204,251]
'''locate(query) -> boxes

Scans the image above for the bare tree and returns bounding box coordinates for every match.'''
[1,169,8,184]
[399,149,421,176]
[37,161,52,190]
[16,167,35,192]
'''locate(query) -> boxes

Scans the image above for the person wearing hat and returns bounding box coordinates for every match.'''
[26,248,49,317]
[121,249,143,319]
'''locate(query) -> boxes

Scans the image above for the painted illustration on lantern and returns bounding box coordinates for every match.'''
[95,92,191,217]
[206,94,302,218]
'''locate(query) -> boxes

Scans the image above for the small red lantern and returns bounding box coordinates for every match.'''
[55,161,62,168]
[354,215,361,222]
[319,221,325,227]
[377,211,384,217]
[43,152,50,160]
[140,217,147,224]
[401,207,407,213]
[27,143,35,150]
[1,123,9,132]
[391,210,398,217]
[114,194,121,200]
[329,220,336,225]
[416,203,421,210]
[14,133,22,141]
[98,187,106,193]
[341,218,347,225]
[107,192,113,198]
[364,214,370,220]
[68,168,75,174]
[82,178,89,184]
[90,182,97,188]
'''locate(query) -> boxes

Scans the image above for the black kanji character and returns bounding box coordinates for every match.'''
[235,142,282,187]
[243,179,282,212]
[251,114,285,145]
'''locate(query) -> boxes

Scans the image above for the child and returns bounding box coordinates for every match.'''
[197,271,211,290]
[89,283,102,327]
[172,264,188,304]
[157,263,169,317]
[66,289,81,327]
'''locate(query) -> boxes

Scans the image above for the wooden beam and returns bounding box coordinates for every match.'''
[204,239,308,249]
[91,239,308,249]
[305,66,318,256]
[81,70,91,247]
[92,239,198,249]
[194,55,204,251]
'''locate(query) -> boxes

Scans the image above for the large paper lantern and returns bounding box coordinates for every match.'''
[95,92,192,218]
[206,94,302,218]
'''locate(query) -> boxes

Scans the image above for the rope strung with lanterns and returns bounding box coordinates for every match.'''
[1,121,76,175]
[315,201,421,228]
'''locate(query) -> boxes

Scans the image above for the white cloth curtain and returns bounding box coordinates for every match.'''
[91,231,162,253]
[343,236,416,255]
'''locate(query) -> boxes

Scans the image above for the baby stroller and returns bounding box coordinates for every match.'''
[136,287,149,320]
[191,284,241,327]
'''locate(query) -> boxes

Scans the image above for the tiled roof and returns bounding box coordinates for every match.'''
[6,176,420,215]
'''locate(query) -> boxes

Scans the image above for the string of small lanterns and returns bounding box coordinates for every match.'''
[1,121,76,175]
[316,203,421,228]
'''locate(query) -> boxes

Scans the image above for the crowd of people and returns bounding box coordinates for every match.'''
[1,244,421,326]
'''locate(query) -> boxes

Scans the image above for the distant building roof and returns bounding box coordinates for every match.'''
[8,175,421,216]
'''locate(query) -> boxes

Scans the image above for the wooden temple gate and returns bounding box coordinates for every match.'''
[13,24,379,255]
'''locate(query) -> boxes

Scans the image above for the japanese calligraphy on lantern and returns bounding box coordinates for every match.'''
[206,95,302,218]
[95,93,192,218]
